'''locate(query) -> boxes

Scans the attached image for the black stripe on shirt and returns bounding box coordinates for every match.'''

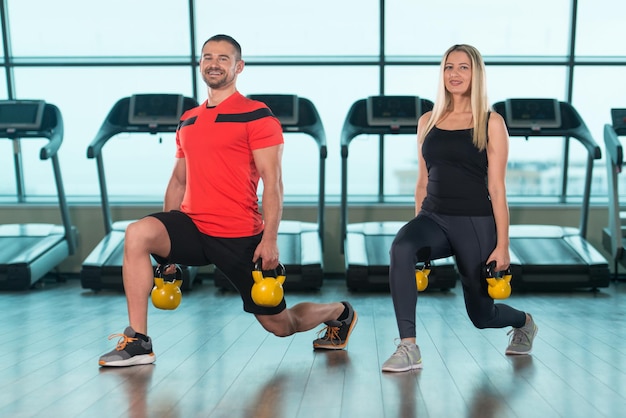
[178,116,197,129]
[215,107,274,123]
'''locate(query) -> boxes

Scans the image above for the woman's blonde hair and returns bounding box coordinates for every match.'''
[420,44,491,150]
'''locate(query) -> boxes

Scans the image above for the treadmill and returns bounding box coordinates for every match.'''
[213,94,326,290]
[493,98,610,290]
[340,96,458,291]
[80,94,199,292]
[601,108,626,279]
[0,100,77,290]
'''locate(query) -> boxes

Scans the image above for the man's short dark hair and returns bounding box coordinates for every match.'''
[202,34,242,60]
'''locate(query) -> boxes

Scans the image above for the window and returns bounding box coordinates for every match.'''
[0,0,625,204]
[195,0,379,57]
[234,65,379,199]
[576,0,626,56]
[572,66,626,197]
[9,66,192,198]
[8,0,189,57]
[385,0,571,57]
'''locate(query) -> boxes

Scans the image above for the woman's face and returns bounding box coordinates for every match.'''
[443,50,472,96]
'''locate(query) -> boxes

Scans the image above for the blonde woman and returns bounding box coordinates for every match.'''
[382,44,537,373]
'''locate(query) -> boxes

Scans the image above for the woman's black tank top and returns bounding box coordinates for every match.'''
[420,126,493,216]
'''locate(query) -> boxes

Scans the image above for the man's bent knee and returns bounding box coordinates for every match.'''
[255,312,296,337]
[125,217,170,256]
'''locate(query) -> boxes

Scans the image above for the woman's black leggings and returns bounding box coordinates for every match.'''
[389,210,526,339]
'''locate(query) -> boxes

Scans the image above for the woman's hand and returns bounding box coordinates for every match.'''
[486,245,510,273]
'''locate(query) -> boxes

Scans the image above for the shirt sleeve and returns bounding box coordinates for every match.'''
[247,111,284,150]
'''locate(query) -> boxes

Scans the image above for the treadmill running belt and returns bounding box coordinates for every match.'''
[511,237,585,266]
[277,233,300,265]
[365,235,394,267]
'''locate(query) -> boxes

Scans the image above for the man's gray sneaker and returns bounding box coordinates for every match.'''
[313,302,357,350]
[99,326,156,367]
[506,314,538,355]
[382,340,423,372]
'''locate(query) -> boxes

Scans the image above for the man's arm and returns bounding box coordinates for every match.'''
[163,158,186,212]
[252,144,284,270]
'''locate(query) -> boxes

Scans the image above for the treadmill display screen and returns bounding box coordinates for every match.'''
[367,96,421,127]
[611,108,626,132]
[248,94,299,125]
[128,94,184,126]
[505,98,562,129]
[0,100,46,130]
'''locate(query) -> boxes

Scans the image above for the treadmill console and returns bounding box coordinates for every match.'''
[504,98,562,130]
[366,96,421,127]
[611,108,626,135]
[248,94,299,126]
[0,100,46,132]
[128,94,184,127]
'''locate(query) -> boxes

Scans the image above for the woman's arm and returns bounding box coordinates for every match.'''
[486,112,511,271]
[414,112,431,216]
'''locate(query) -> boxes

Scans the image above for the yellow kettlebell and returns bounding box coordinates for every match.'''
[484,261,512,300]
[151,264,183,310]
[251,261,286,307]
[415,261,431,292]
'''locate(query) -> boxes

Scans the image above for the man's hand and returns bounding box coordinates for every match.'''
[156,263,179,277]
[253,238,279,270]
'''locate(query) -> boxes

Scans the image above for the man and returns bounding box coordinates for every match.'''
[99,34,357,367]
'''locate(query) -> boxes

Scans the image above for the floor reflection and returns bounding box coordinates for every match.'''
[468,356,535,418]
[382,369,422,418]
[99,365,177,418]
[243,373,288,418]
[319,349,352,369]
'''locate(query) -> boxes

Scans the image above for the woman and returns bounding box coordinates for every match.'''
[382,44,537,373]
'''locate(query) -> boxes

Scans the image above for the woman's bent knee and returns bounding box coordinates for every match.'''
[468,313,497,329]
[390,237,418,261]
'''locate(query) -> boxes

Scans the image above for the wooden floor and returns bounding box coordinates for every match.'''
[1,276,626,418]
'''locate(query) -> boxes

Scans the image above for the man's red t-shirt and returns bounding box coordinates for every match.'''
[175,92,283,237]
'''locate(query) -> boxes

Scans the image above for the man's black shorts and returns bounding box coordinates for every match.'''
[148,210,286,315]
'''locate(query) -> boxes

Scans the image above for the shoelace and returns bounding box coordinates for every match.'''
[391,342,413,357]
[507,328,529,345]
[317,325,341,344]
[108,333,138,351]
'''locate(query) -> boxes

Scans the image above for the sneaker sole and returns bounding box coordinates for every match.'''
[313,312,358,350]
[99,353,156,367]
[382,361,423,373]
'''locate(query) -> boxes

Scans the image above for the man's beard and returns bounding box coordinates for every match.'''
[203,72,233,89]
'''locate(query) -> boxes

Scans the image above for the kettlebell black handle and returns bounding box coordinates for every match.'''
[416,260,431,270]
[483,261,512,278]
[154,263,182,281]
[254,259,286,276]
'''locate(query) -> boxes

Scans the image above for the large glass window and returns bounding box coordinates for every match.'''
[7,0,190,57]
[227,65,380,199]
[576,0,626,56]
[385,0,571,57]
[487,66,577,201]
[572,66,626,197]
[0,0,624,204]
[11,66,192,198]
[195,0,379,57]
[8,138,58,198]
